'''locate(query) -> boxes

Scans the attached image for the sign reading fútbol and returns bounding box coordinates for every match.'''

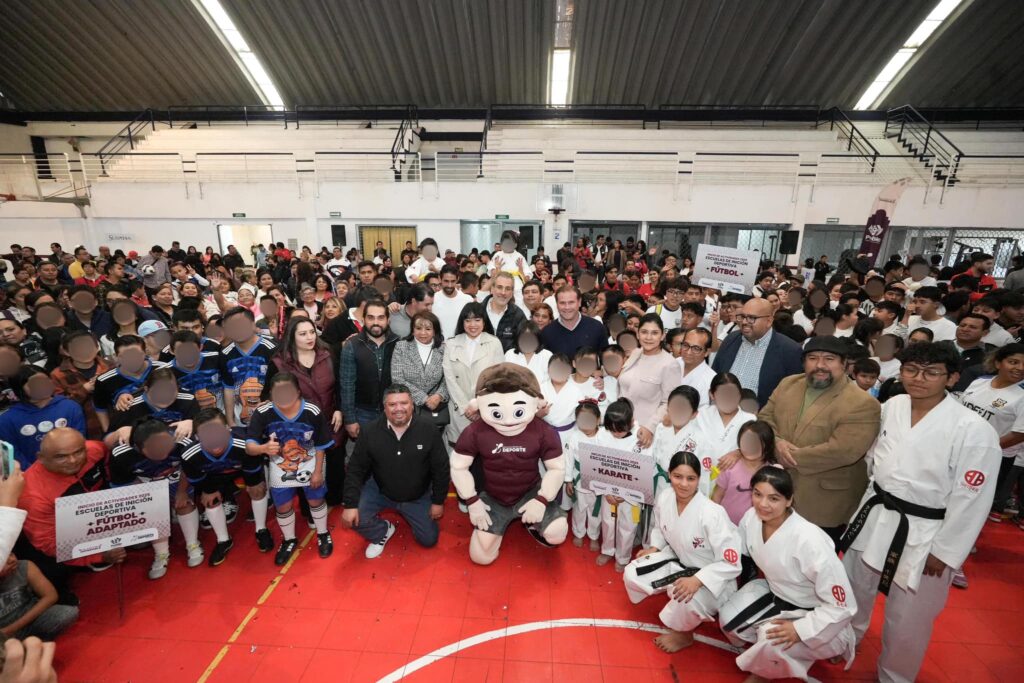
[55,481,170,562]
[579,442,655,505]
[691,243,760,295]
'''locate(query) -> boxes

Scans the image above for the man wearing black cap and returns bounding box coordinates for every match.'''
[719,335,881,544]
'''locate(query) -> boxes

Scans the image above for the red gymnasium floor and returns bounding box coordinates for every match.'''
[55,500,1024,683]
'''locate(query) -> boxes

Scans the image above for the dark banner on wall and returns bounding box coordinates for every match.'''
[859,178,911,267]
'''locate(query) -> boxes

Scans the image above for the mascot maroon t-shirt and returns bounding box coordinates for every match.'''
[455,419,562,506]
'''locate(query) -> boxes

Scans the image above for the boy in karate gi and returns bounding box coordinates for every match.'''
[840,342,1001,683]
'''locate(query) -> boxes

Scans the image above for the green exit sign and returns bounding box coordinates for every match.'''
[232,212,246,218]
[495,214,509,220]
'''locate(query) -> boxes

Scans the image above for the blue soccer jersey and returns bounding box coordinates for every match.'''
[246,401,333,488]
[220,337,277,424]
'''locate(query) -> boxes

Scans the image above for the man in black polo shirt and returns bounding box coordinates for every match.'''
[539,285,608,357]
[341,384,449,559]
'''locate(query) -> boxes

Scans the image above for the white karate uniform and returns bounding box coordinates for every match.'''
[694,407,756,497]
[623,490,741,633]
[504,349,552,385]
[598,430,652,565]
[572,375,610,412]
[540,379,586,442]
[871,356,901,383]
[487,250,533,303]
[678,361,714,408]
[564,428,604,541]
[721,508,857,681]
[842,394,1001,683]
[650,420,704,500]
[404,256,446,283]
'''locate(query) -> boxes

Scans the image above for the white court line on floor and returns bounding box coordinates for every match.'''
[376,617,743,682]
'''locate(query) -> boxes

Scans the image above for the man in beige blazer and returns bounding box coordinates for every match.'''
[724,335,881,544]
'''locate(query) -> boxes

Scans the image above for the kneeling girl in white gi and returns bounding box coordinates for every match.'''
[651,386,704,500]
[624,451,742,653]
[720,467,857,682]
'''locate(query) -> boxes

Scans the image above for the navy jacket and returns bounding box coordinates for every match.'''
[712,329,803,407]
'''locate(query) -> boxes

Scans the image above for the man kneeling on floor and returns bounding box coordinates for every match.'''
[451,363,568,565]
[341,384,450,558]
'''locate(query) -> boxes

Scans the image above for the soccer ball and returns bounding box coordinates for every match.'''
[140,264,156,276]
[292,470,312,484]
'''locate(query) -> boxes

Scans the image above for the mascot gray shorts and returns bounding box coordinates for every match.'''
[480,485,567,536]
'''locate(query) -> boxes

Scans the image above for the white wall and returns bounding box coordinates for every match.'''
[2,177,1023,267]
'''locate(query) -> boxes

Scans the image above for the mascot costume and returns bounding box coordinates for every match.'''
[450,363,568,565]
[487,230,533,304]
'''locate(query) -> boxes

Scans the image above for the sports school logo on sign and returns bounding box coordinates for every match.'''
[723,549,739,565]
[55,481,170,562]
[691,244,760,295]
[962,470,986,493]
[832,585,847,606]
[579,442,655,505]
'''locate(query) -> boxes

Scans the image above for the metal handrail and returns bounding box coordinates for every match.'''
[95,109,156,161]
[166,105,288,129]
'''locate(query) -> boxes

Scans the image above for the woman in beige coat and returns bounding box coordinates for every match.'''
[442,302,505,445]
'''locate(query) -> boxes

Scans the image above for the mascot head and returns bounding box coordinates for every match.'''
[474,363,542,437]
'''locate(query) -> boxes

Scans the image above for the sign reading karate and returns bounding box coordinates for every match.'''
[55,481,170,562]
[579,442,655,505]
[691,244,760,295]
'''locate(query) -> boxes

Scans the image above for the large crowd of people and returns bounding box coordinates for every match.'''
[0,230,1019,683]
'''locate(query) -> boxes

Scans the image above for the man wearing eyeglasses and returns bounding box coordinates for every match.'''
[712,297,802,407]
[677,328,714,407]
[839,342,1000,683]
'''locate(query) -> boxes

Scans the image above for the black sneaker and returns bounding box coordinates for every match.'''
[255,528,273,553]
[223,501,239,524]
[199,510,211,529]
[317,532,334,559]
[274,538,298,566]
[209,539,234,567]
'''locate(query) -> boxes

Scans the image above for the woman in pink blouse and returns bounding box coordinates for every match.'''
[616,313,684,448]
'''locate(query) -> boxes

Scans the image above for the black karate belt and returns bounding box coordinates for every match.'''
[838,482,946,596]
[721,590,809,634]
[634,556,700,589]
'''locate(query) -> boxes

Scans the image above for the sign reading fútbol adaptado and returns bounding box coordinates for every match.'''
[55,481,170,562]
[691,243,760,295]
[579,441,655,505]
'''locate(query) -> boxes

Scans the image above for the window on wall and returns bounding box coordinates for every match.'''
[799,225,865,265]
[650,223,787,262]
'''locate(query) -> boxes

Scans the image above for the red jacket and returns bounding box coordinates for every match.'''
[19,440,108,565]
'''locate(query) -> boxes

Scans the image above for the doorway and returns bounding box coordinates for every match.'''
[217,224,273,267]
[460,220,544,261]
[358,225,418,261]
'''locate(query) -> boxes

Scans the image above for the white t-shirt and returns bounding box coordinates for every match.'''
[432,290,473,339]
[901,276,938,292]
[872,357,902,383]
[908,315,957,342]
[984,322,1014,348]
[504,348,552,385]
[678,360,715,407]
[958,377,1024,461]
[647,303,682,330]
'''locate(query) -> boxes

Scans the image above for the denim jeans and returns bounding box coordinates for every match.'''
[354,477,438,547]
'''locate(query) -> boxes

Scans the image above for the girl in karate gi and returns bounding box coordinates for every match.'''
[695,373,756,496]
[564,401,604,550]
[404,238,447,284]
[572,346,611,408]
[624,451,742,653]
[719,467,857,682]
[651,386,703,500]
[600,344,626,409]
[596,399,652,571]
[540,353,586,446]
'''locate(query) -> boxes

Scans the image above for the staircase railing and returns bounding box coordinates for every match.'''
[885,105,963,183]
[95,109,155,163]
[390,106,419,178]
[821,107,879,172]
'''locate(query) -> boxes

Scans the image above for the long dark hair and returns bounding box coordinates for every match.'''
[751,465,794,499]
[280,316,327,359]
[668,450,701,475]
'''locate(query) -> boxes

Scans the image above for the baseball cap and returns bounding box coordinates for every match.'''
[137,320,169,338]
[128,250,139,258]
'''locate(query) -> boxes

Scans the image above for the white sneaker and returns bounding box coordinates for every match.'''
[186,542,204,568]
[365,521,397,559]
[148,552,170,580]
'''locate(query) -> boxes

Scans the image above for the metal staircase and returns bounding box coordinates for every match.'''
[885,105,962,187]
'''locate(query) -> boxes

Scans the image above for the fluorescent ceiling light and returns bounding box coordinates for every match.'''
[550,49,571,106]
[853,0,966,109]
[194,0,284,108]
